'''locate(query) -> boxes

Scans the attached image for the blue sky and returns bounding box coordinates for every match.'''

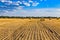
[0,0,60,17]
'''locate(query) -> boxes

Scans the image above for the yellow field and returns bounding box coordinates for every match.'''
[0,18,60,40]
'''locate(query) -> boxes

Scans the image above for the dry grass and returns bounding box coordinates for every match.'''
[0,18,60,40]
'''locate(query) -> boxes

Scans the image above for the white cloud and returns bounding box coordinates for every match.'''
[22,1,40,7]
[32,2,39,6]
[10,2,19,6]
[2,8,60,17]
[29,0,33,3]
[17,1,22,4]
[4,1,13,5]
[7,1,12,4]
[0,0,11,3]
[0,6,24,16]
[0,0,6,2]
[56,9,60,12]
[15,8,60,17]
[40,0,47,2]
[0,1,60,17]
[1,0,5,2]
[23,2,30,6]
[0,0,20,6]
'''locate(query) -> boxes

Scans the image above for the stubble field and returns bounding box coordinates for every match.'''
[0,18,60,40]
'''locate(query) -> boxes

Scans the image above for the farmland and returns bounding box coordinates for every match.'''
[0,18,60,40]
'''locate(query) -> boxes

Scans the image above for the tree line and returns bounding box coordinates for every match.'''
[0,16,60,19]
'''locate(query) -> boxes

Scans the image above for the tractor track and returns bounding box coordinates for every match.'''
[0,20,60,40]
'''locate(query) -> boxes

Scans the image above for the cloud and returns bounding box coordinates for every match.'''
[19,0,40,7]
[29,0,33,3]
[0,0,20,6]
[1,8,60,17]
[32,2,39,6]
[17,1,22,4]
[0,0,60,17]
[23,1,30,6]
[0,0,7,2]
[0,0,23,15]
[40,0,47,2]
[0,6,24,16]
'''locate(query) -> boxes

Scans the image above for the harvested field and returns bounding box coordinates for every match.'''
[0,18,60,40]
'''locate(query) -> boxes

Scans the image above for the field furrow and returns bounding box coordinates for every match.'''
[0,18,60,40]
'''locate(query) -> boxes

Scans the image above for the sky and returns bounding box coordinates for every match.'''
[0,0,60,17]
